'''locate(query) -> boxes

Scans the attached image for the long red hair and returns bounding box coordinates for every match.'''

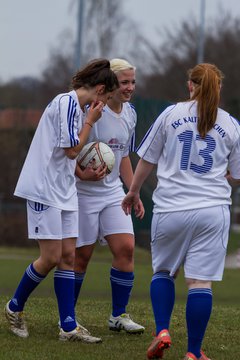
[188,63,224,138]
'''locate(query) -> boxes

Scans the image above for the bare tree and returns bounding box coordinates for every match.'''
[82,0,123,58]
[76,0,149,78]
[138,11,240,118]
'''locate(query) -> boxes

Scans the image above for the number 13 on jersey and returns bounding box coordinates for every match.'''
[178,130,216,174]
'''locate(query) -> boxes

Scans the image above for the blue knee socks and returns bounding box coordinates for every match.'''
[54,269,76,332]
[110,267,134,317]
[74,271,85,307]
[9,263,45,312]
[186,288,212,358]
[150,272,175,334]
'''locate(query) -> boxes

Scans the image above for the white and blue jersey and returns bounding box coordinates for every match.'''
[14,90,83,211]
[137,100,240,213]
[76,102,136,196]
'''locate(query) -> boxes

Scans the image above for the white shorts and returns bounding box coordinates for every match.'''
[151,205,230,281]
[27,200,78,240]
[76,190,134,247]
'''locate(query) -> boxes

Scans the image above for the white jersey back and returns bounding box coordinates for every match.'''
[14,90,83,210]
[137,100,240,212]
[76,102,136,196]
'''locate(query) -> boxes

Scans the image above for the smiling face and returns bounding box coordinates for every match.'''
[111,69,136,103]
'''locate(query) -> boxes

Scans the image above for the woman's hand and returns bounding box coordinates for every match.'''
[77,162,107,181]
[133,198,145,219]
[122,191,140,216]
[86,101,105,125]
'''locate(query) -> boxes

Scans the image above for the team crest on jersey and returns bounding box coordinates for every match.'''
[108,138,125,151]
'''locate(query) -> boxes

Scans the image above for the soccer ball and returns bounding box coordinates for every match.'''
[77,142,115,174]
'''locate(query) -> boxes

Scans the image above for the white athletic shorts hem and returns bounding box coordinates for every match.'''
[27,200,78,240]
[76,191,133,248]
[184,273,223,282]
[78,228,134,247]
[151,205,230,281]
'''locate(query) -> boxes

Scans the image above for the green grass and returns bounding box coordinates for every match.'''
[227,230,240,254]
[0,242,239,304]
[0,244,239,359]
[0,297,239,360]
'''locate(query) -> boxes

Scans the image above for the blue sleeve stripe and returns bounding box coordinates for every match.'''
[67,97,74,147]
[229,115,240,137]
[229,115,240,125]
[136,123,154,152]
[136,104,176,152]
[67,97,79,147]
[129,131,136,152]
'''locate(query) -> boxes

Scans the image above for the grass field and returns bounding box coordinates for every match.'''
[226,230,240,254]
[0,237,239,360]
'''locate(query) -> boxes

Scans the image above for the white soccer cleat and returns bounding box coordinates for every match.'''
[59,325,102,343]
[58,319,92,335]
[4,301,29,338]
[108,313,145,334]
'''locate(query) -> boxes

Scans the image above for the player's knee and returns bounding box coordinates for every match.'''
[74,254,89,272]
[39,254,61,272]
[121,246,134,263]
[186,278,212,288]
[61,251,75,268]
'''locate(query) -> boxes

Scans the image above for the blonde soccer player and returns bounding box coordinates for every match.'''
[74,58,145,335]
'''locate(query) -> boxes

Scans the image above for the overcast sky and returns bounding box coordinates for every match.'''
[1,0,240,82]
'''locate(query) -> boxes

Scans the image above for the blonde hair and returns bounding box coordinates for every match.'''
[110,58,136,73]
[188,63,224,138]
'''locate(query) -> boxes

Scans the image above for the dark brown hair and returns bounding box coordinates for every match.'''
[71,59,119,93]
[188,63,224,138]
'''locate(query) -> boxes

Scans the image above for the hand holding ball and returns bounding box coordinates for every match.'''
[77,142,115,175]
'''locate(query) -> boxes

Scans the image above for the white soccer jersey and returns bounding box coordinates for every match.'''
[137,100,240,213]
[76,102,136,195]
[14,90,84,211]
